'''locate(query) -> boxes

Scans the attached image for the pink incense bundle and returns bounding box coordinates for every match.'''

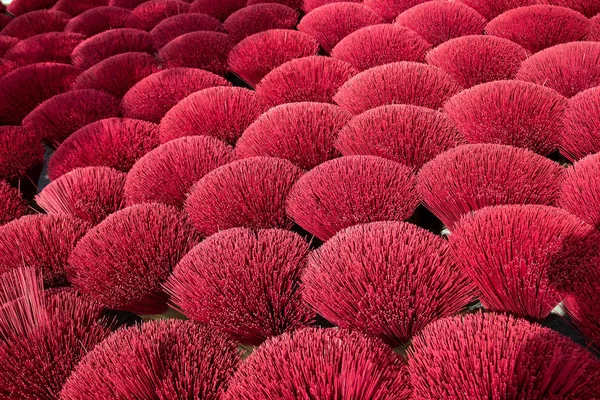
[166,228,313,345]
[395,1,486,47]
[64,6,132,37]
[560,87,600,160]
[248,0,302,7]
[72,52,161,98]
[0,182,28,226]
[298,3,383,53]
[304,221,476,346]
[256,56,358,106]
[409,312,600,398]
[516,41,600,98]
[6,0,59,16]
[124,136,233,208]
[23,89,121,147]
[302,0,360,12]
[550,232,600,350]
[61,320,240,399]
[68,203,200,314]
[52,0,110,15]
[286,155,419,241]
[0,60,18,79]
[334,61,463,115]
[0,37,15,56]
[590,14,600,40]
[223,3,299,42]
[35,166,127,225]
[335,104,465,169]
[122,68,230,123]
[150,13,222,48]
[417,144,564,230]
[0,36,18,57]
[449,205,598,319]
[425,35,528,88]
[71,28,155,69]
[0,63,79,125]
[0,16,11,32]
[563,276,600,352]
[160,86,268,145]
[0,214,90,287]
[542,0,600,17]
[558,152,600,230]
[331,24,431,72]
[456,0,537,20]
[225,328,411,399]
[125,0,190,31]
[114,0,195,7]
[109,0,151,8]
[228,29,320,88]
[47,118,160,180]
[0,126,44,190]
[443,80,567,155]
[189,0,246,20]
[158,31,233,75]
[485,5,590,54]
[236,102,352,170]
[0,55,16,79]
[0,9,70,39]
[0,268,47,343]
[363,0,432,22]
[185,157,303,237]
[0,277,112,400]
[4,32,83,66]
